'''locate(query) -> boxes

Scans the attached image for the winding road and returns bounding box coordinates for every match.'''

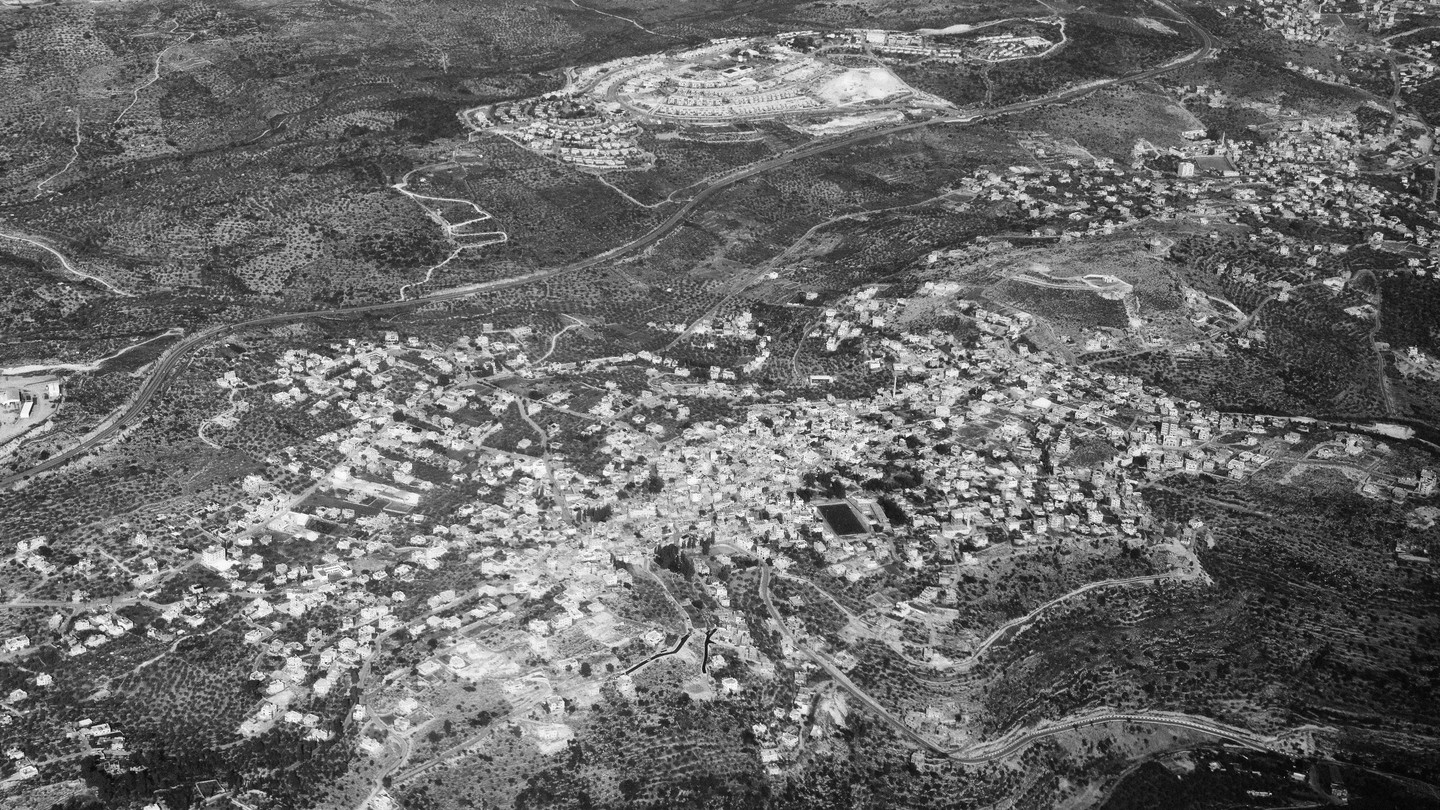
[756,565,1274,765]
[0,229,132,297]
[0,0,1219,490]
[777,564,1203,680]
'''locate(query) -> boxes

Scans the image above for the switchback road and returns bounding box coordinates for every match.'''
[0,0,1218,489]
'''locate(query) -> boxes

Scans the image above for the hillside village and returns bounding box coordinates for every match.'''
[2,0,1440,804]
[5,257,1432,793]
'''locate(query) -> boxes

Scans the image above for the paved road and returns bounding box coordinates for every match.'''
[0,0,1218,490]
[0,229,132,297]
[948,710,1273,764]
[757,565,1270,765]
[0,265,554,488]
[916,570,1202,681]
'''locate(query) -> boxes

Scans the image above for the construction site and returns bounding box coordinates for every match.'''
[460,30,958,170]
